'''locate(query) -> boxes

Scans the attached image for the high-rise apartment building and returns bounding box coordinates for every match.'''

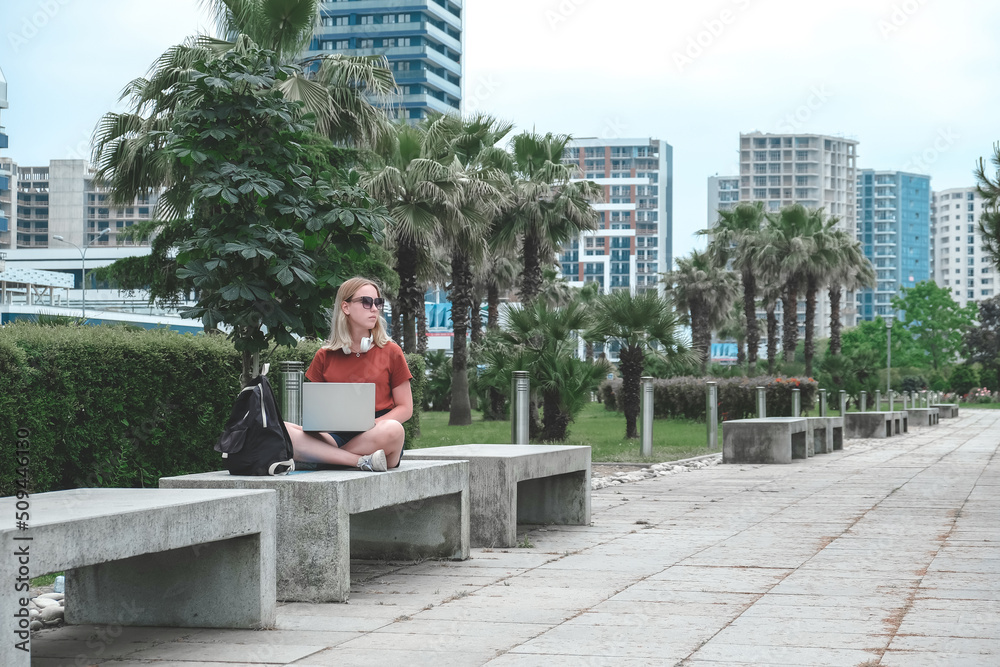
[13,160,156,250]
[305,0,463,121]
[707,174,740,228]
[931,187,999,308]
[0,64,11,248]
[739,131,859,336]
[560,137,673,294]
[855,170,931,321]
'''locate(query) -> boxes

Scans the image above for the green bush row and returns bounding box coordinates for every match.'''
[1,323,424,496]
[599,376,819,421]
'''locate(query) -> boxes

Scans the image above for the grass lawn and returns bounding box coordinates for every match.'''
[412,402,718,464]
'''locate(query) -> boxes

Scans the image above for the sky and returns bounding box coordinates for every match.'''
[2,0,999,261]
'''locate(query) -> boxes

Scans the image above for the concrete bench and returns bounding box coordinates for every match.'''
[0,488,276,667]
[723,418,809,464]
[932,403,960,418]
[844,411,907,439]
[405,444,591,548]
[907,407,940,426]
[806,416,844,454]
[160,460,469,603]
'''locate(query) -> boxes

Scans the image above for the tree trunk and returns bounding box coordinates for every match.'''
[540,387,570,442]
[742,267,759,367]
[618,345,644,439]
[485,386,506,421]
[766,303,778,376]
[416,294,428,354]
[487,282,500,330]
[520,230,542,306]
[737,337,746,367]
[804,276,817,377]
[781,283,799,362]
[828,285,842,355]
[469,288,483,347]
[448,251,473,426]
[692,300,710,375]
[390,306,401,342]
[395,236,420,353]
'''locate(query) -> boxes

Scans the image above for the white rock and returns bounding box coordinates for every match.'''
[38,605,64,623]
[38,592,64,601]
[30,620,43,632]
[29,608,39,619]
[32,597,59,609]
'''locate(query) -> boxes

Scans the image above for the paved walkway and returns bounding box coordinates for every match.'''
[34,410,1000,666]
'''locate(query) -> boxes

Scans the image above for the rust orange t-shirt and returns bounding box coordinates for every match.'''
[305,341,413,413]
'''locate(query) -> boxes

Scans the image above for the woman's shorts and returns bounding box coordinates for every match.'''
[327,408,391,447]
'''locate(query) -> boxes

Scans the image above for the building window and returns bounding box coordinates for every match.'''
[360,15,374,24]
[336,16,348,26]
[335,39,348,49]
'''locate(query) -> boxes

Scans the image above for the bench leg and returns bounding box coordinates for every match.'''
[66,534,274,629]
[517,470,591,528]
[832,426,843,451]
[351,491,469,562]
[791,431,807,459]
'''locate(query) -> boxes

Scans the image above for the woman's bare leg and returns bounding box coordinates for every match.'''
[285,422,363,466]
[340,420,405,467]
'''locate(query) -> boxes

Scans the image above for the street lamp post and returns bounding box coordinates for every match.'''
[53,229,110,321]
[885,313,894,398]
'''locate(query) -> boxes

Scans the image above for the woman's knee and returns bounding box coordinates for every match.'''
[377,420,405,448]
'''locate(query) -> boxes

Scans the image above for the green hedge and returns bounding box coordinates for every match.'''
[600,376,818,421]
[1,323,424,496]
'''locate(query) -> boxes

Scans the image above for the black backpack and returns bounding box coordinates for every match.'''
[214,369,295,475]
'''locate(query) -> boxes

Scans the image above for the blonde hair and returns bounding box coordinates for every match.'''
[322,277,392,352]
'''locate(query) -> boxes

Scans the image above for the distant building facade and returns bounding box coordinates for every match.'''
[305,0,463,121]
[855,170,931,321]
[706,174,740,229]
[739,131,859,335]
[931,186,999,309]
[560,137,673,295]
[0,65,11,248]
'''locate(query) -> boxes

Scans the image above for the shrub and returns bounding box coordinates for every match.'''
[598,375,818,421]
[0,323,424,495]
[947,364,979,396]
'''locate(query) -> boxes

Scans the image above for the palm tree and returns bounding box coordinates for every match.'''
[663,250,739,374]
[717,301,748,367]
[826,229,875,356]
[363,122,456,353]
[92,0,395,206]
[975,142,1000,269]
[799,209,841,377]
[494,131,601,306]
[760,205,813,363]
[500,300,609,441]
[701,202,767,370]
[421,113,513,426]
[586,291,691,439]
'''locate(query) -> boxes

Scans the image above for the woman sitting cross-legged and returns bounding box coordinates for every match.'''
[285,277,411,472]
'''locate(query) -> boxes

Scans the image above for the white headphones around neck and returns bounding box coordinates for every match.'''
[343,333,373,356]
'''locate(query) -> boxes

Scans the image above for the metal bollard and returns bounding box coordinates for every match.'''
[860,391,867,412]
[511,371,530,445]
[706,381,718,450]
[839,390,847,416]
[757,386,767,418]
[875,390,882,412]
[280,360,304,426]
[888,390,894,412]
[640,376,654,457]
[791,388,800,417]
[819,389,827,417]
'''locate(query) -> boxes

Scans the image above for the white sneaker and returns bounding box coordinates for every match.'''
[357,449,387,472]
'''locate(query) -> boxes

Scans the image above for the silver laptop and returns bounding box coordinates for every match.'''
[301,383,376,432]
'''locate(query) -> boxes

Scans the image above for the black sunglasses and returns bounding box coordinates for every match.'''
[350,296,385,310]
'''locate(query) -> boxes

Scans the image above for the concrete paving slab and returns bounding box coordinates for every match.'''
[24,410,1000,666]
